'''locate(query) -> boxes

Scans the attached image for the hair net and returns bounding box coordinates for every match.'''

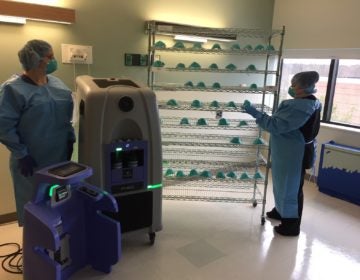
[18,39,52,71]
[291,71,320,94]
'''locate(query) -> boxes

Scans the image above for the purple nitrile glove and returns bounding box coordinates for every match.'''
[18,155,37,177]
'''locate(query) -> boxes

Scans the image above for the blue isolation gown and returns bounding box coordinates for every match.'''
[0,74,75,225]
[256,98,321,218]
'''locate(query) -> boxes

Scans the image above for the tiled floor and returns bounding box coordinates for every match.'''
[1,180,359,280]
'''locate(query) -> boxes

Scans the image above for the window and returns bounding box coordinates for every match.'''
[280,58,360,128]
[331,60,360,127]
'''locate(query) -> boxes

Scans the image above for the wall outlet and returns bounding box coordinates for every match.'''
[61,44,93,64]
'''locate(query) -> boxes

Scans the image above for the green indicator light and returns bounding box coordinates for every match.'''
[148,183,162,189]
[116,148,123,152]
[49,184,60,197]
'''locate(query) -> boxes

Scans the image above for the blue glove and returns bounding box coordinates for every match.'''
[18,155,37,177]
[242,100,262,119]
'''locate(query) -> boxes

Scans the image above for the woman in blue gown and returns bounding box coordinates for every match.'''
[0,40,75,225]
[243,71,321,236]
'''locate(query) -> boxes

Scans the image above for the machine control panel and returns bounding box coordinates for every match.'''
[50,185,71,207]
[55,185,70,202]
[107,141,147,194]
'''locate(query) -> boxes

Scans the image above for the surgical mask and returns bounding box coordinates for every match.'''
[46,59,58,74]
[304,85,317,94]
[288,86,296,97]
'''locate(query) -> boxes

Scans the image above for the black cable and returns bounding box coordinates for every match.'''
[0,243,23,274]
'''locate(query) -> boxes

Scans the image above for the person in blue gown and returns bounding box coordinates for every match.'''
[0,39,75,226]
[243,71,321,236]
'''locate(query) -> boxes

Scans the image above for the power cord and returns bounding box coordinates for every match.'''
[0,243,23,274]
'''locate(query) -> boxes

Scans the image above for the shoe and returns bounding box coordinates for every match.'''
[274,218,300,236]
[266,207,281,220]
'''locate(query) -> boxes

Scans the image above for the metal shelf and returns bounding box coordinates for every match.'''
[152,67,277,75]
[146,21,284,214]
[162,181,265,203]
[151,47,279,56]
[160,117,259,130]
[162,147,267,164]
[163,141,266,149]
[158,100,273,113]
[146,20,284,39]
[162,159,263,169]
[162,132,268,148]
[163,171,265,183]
[154,84,276,94]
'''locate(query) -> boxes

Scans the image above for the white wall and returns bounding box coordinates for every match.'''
[273,0,360,49]
[0,147,16,215]
[273,0,360,176]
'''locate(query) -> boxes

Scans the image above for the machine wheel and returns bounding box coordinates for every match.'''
[261,217,266,225]
[252,200,257,207]
[149,232,156,245]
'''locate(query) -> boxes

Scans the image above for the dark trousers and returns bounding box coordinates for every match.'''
[298,165,306,222]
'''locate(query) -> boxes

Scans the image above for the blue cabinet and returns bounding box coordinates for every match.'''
[317,141,360,205]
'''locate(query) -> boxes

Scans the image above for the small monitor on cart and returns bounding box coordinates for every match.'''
[48,162,87,178]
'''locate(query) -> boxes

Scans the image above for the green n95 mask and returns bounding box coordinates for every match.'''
[46,59,58,74]
[288,86,296,97]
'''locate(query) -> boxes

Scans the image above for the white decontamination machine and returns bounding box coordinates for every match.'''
[76,75,162,244]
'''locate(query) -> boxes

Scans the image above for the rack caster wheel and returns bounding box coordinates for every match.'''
[252,200,257,207]
[261,217,265,225]
[149,232,156,245]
